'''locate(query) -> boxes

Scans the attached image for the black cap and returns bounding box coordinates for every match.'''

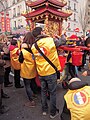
[32,27,42,38]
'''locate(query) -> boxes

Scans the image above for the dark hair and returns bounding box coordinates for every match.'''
[85,37,90,47]
[23,32,35,46]
[11,40,17,45]
[32,27,42,38]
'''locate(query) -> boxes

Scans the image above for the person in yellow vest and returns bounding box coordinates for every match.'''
[19,32,38,107]
[9,38,23,88]
[31,27,66,118]
[60,77,90,120]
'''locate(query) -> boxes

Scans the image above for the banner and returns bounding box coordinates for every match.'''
[1,17,5,32]
[6,17,10,32]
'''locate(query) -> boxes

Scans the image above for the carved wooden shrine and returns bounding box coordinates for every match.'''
[22,0,72,36]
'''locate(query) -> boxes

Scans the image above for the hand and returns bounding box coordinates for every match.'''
[1,52,4,56]
[82,71,87,76]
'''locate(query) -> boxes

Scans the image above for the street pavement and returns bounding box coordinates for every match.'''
[0,73,90,120]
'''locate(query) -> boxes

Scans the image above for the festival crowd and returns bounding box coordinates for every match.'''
[0,27,90,120]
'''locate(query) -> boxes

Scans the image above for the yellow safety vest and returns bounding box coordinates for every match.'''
[20,48,37,79]
[31,37,61,76]
[17,40,21,49]
[64,86,90,120]
[10,47,21,70]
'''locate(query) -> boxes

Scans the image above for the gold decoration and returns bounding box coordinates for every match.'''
[44,19,60,37]
[32,17,35,20]
[36,16,39,19]
[40,14,44,18]
[44,15,49,35]
[55,16,58,19]
[59,17,61,20]
[51,15,54,18]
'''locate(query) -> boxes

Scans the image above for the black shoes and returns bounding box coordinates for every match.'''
[0,105,9,114]
[4,82,13,87]
[4,84,13,87]
[1,93,10,99]
[15,85,24,88]
[1,89,10,99]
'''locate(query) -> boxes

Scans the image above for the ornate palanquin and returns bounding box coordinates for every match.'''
[22,0,72,36]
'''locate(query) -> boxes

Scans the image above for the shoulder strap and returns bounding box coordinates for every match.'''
[24,48,33,54]
[35,42,58,72]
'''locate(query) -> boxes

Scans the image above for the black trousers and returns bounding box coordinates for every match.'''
[4,67,11,85]
[14,70,21,87]
[30,78,38,94]
[0,84,2,108]
[68,63,76,78]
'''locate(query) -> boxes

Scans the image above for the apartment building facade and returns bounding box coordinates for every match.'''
[0,0,28,34]
[87,0,90,33]
[63,0,82,37]
[8,0,28,34]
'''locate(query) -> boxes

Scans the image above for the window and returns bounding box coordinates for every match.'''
[88,21,90,24]
[14,21,16,28]
[74,13,76,21]
[68,23,71,30]
[5,1,8,8]
[74,3,76,11]
[68,1,71,10]
[17,0,21,2]
[18,19,21,28]
[68,1,70,6]
[13,8,16,17]
[88,12,90,15]
[17,6,20,15]
[13,0,15,4]
[68,17,71,20]
[18,19,23,28]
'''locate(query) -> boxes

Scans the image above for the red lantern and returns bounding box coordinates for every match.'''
[72,51,83,66]
[58,56,66,72]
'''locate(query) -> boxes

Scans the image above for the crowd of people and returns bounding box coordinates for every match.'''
[0,28,90,119]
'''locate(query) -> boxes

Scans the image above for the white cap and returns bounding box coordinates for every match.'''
[69,77,81,84]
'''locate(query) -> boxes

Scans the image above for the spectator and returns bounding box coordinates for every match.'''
[61,77,90,120]
[82,37,90,76]
[0,36,9,114]
[31,27,62,118]
[0,34,10,98]
[9,38,23,88]
[19,32,38,107]
[3,42,12,87]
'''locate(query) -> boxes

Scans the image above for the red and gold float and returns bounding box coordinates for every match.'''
[22,0,72,36]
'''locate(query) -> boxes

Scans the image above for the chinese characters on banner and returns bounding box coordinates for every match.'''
[6,17,10,32]
[1,17,5,32]
[1,13,10,32]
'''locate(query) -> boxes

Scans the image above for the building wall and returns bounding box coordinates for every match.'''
[63,0,82,37]
[87,0,90,31]
[0,0,8,33]
[8,0,27,34]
